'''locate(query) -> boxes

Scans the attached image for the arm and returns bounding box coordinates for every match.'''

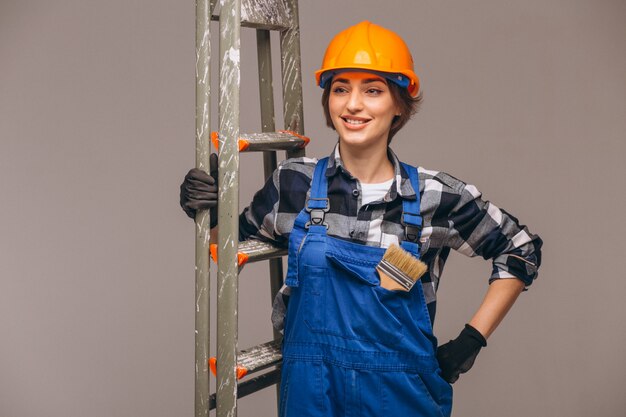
[238,163,286,246]
[181,153,287,245]
[448,181,542,338]
[446,183,543,289]
[450,182,542,338]
[436,275,525,384]
[437,181,543,382]
[468,278,525,339]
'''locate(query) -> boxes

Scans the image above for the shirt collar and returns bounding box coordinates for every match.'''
[325,143,417,201]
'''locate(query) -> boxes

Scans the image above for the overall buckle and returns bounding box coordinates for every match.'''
[401,212,422,243]
[305,198,329,229]
[403,224,421,242]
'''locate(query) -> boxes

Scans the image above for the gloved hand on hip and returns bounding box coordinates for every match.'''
[180,153,218,228]
[436,323,487,384]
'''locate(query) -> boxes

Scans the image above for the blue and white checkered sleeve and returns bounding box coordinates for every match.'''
[239,164,285,246]
[446,183,543,287]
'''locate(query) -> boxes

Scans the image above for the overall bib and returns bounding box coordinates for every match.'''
[281,158,452,417]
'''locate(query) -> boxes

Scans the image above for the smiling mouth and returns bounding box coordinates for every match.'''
[341,116,371,126]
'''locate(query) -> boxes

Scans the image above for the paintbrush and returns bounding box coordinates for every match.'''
[376,244,428,292]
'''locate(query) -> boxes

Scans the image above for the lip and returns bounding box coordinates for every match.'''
[340,115,371,130]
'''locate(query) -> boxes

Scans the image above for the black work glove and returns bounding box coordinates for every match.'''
[436,324,487,384]
[180,153,218,228]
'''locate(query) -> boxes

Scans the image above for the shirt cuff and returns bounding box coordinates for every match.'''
[490,253,539,287]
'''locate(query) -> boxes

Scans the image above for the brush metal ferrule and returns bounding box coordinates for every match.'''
[377,259,415,291]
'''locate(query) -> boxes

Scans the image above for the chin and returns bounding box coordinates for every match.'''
[339,136,382,151]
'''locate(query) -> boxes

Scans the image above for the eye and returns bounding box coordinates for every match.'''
[366,87,384,95]
[332,86,348,94]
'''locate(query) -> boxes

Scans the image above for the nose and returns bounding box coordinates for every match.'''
[346,89,364,113]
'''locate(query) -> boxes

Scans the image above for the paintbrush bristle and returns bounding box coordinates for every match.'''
[382,244,428,281]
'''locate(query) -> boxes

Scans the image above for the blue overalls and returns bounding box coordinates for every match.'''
[280,158,453,417]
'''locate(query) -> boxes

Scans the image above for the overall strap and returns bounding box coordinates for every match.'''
[305,157,330,230]
[309,157,329,201]
[400,163,423,258]
[286,157,330,287]
[292,157,330,230]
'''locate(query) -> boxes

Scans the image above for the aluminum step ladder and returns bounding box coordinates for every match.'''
[194,0,306,415]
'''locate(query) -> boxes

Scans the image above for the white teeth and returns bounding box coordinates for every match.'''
[344,118,366,125]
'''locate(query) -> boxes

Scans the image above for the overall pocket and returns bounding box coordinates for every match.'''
[303,252,404,345]
[410,370,453,417]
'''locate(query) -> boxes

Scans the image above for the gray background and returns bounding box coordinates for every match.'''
[1,0,625,416]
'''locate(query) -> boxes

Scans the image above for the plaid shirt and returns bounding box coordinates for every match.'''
[239,144,543,331]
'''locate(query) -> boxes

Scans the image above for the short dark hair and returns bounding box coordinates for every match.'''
[321,80,423,144]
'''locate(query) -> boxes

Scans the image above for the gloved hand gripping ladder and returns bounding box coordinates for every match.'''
[194,1,307,416]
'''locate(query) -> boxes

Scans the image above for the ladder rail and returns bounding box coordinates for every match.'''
[256,27,284,406]
[202,1,304,415]
[280,0,305,159]
[194,1,214,416]
[255,28,284,338]
[216,0,242,415]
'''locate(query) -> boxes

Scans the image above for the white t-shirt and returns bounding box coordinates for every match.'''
[361,178,394,206]
[361,178,396,248]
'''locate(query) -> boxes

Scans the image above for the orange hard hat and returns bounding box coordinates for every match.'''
[315,21,420,97]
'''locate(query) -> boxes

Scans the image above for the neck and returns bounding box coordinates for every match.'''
[338,141,394,183]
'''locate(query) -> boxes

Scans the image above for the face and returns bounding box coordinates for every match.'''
[328,72,400,151]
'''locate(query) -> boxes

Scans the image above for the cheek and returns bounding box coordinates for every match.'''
[372,108,395,124]
[328,97,342,118]
[373,100,399,122]
[326,100,341,129]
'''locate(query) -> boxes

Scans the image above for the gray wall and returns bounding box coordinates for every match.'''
[1,0,625,416]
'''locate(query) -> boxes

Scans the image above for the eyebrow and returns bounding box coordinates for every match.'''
[331,77,386,85]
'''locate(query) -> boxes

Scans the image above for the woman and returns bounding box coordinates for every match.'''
[180,21,542,417]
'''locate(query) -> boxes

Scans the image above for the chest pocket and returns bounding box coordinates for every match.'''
[302,251,406,346]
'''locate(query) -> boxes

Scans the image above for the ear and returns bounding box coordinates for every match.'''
[394,102,402,117]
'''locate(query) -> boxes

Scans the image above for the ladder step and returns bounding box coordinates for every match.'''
[209,367,282,410]
[211,0,291,31]
[211,130,310,153]
[241,0,291,31]
[210,239,287,268]
[209,339,283,380]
